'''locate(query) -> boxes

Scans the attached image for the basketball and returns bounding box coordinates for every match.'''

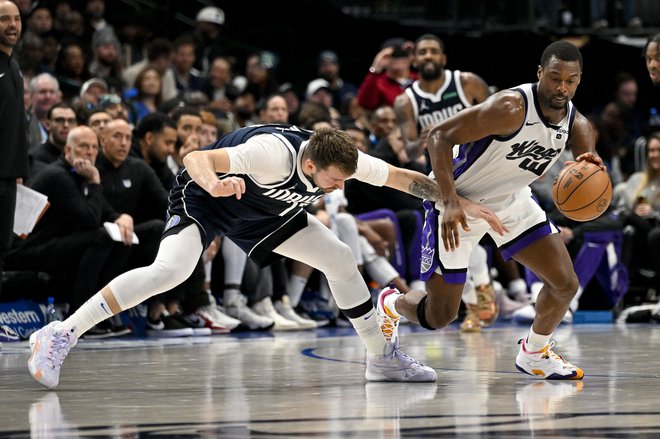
[552,161,612,222]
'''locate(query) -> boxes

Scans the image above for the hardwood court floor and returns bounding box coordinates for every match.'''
[1,322,659,437]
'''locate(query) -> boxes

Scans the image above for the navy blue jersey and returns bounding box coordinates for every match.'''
[404,70,472,173]
[165,124,325,266]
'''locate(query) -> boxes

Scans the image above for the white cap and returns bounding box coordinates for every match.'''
[79,77,108,97]
[196,6,225,25]
[306,78,331,99]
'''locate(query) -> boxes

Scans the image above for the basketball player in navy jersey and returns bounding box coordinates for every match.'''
[28,124,508,389]
[379,41,604,380]
[394,33,490,174]
[393,33,503,332]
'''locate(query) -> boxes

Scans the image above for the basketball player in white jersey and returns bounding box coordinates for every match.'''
[393,33,504,332]
[379,41,603,379]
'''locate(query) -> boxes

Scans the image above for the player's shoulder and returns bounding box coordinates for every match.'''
[569,109,592,136]
[458,70,485,85]
[483,89,525,114]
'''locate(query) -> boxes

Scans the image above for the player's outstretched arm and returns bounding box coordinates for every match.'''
[383,164,442,202]
[566,111,605,171]
[183,149,246,199]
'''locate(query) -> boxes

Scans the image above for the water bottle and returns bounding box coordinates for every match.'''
[44,297,57,324]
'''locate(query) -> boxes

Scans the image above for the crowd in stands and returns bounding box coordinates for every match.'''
[2,0,660,341]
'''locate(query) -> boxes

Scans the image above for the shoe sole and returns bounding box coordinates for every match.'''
[516,362,584,380]
[365,370,437,383]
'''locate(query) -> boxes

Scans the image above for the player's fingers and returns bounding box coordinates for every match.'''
[452,227,460,250]
[486,212,509,235]
[232,178,245,199]
[460,218,470,233]
[441,223,451,252]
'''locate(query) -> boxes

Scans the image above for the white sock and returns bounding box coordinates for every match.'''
[349,308,387,356]
[60,292,116,336]
[461,279,477,305]
[526,326,552,352]
[468,245,490,286]
[286,274,308,307]
[409,279,425,291]
[224,288,241,307]
[383,291,402,318]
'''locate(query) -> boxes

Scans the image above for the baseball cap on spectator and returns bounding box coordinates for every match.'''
[391,46,409,59]
[80,78,108,97]
[381,37,407,50]
[318,50,339,65]
[279,82,295,94]
[92,26,120,48]
[98,93,123,110]
[306,78,331,99]
[196,6,225,26]
[258,51,279,70]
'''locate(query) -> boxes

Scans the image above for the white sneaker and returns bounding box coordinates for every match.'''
[365,342,437,382]
[252,297,299,331]
[28,322,78,389]
[185,305,241,334]
[377,286,401,343]
[207,295,242,331]
[495,285,527,319]
[515,338,584,380]
[225,295,274,331]
[512,303,573,324]
[274,295,317,329]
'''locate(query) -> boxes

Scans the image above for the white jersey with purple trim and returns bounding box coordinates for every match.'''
[438,82,575,211]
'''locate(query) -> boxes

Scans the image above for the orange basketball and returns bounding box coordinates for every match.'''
[552,161,612,222]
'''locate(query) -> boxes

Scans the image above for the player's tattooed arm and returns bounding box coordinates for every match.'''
[409,175,442,201]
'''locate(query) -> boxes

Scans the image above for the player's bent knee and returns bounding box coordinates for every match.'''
[551,272,580,301]
[545,270,580,300]
[318,241,355,280]
[149,260,195,291]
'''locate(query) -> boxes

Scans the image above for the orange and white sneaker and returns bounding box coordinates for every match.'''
[377,286,401,344]
[475,284,499,326]
[460,307,481,332]
[28,322,78,389]
[515,338,584,380]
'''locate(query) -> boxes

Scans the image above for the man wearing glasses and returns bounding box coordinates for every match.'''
[28,103,78,182]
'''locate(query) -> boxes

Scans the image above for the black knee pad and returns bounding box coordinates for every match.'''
[416,295,435,330]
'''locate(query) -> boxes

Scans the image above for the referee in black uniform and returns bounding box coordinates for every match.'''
[0,1,29,295]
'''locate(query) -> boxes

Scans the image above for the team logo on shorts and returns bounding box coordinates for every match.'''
[420,245,434,275]
[165,215,181,231]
